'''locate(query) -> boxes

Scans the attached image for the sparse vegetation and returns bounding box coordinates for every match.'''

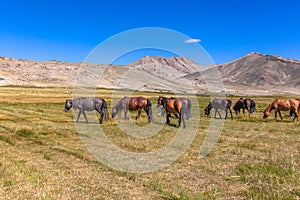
[0,86,299,199]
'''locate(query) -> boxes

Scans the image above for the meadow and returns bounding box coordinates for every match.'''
[0,86,299,199]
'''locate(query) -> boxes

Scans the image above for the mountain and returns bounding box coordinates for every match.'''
[0,53,300,95]
[185,52,300,94]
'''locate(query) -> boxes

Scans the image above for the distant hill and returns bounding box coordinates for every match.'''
[185,52,300,94]
[0,53,300,95]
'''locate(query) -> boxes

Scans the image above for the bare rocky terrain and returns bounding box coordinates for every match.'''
[1,52,300,95]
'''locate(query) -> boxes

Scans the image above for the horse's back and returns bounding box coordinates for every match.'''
[289,99,300,108]
[73,97,97,111]
[166,99,182,114]
[128,96,148,110]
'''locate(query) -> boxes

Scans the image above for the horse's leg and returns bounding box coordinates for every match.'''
[95,106,104,124]
[99,109,104,124]
[214,109,217,119]
[294,110,299,122]
[177,113,181,128]
[278,110,283,121]
[136,108,142,120]
[225,109,228,119]
[124,109,129,120]
[292,107,299,121]
[274,110,277,120]
[230,108,233,119]
[179,112,186,129]
[144,107,152,122]
[166,113,171,125]
[82,110,88,123]
[217,110,222,119]
[247,105,251,117]
[76,110,81,122]
[243,108,245,115]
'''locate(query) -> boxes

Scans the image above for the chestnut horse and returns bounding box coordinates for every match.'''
[233,97,256,117]
[112,96,153,122]
[263,99,300,121]
[158,97,192,119]
[157,96,187,128]
[204,98,233,119]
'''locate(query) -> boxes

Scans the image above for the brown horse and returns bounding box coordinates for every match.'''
[263,99,300,121]
[158,96,192,119]
[112,96,153,122]
[157,96,187,128]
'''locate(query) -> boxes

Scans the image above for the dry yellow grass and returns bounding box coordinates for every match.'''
[0,86,299,199]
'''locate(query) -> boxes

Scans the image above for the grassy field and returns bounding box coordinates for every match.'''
[0,86,299,199]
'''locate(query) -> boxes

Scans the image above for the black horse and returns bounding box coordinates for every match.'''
[64,97,109,124]
[233,98,256,116]
[112,96,153,122]
[204,98,233,119]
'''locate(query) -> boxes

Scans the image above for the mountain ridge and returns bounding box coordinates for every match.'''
[0,53,299,95]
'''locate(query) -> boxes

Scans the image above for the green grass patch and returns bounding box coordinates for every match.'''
[0,135,15,145]
[16,128,36,138]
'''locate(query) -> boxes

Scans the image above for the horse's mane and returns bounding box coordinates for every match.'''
[265,100,275,112]
[115,96,128,110]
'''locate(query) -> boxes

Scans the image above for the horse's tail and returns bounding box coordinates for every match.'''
[250,101,256,114]
[180,102,187,128]
[102,99,109,120]
[147,98,153,122]
[228,100,232,109]
[187,98,192,118]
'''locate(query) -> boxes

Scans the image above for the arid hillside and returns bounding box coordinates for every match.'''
[1,53,300,95]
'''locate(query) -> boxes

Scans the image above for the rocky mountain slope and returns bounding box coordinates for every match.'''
[1,52,300,95]
[185,52,300,94]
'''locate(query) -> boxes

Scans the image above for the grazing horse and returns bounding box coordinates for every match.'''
[112,96,153,122]
[233,98,256,116]
[263,99,300,121]
[204,98,233,119]
[158,97,192,119]
[64,97,109,124]
[157,96,187,128]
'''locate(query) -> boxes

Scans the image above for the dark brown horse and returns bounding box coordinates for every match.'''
[64,97,109,124]
[233,97,256,116]
[112,96,153,122]
[263,99,300,121]
[157,96,187,128]
[204,98,233,119]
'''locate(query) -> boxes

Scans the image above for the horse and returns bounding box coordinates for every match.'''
[204,98,233,119]
[111,96,153,122]
[263,99,300,121]
[158,97,191,119]
[289,98,300,117]
[157,96,187,128]
[233,97,256,116]
[64,97,109,124]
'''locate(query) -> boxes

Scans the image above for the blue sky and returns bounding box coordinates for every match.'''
[0,0,299,65]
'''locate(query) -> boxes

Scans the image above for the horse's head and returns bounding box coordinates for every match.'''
[64,100,73,112]
[157,96,164,108]
[233,103,239,115]
[112,106,118,118]
[204,103,211,117]
[263,109,269,118]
